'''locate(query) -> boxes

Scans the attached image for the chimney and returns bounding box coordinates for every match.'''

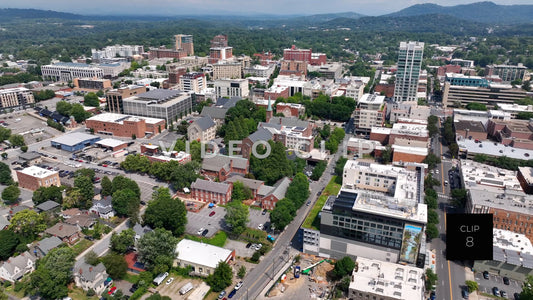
[89,267,93,272]
[79,268,82,274]
[279,118,282,125]
[59,225,63,231]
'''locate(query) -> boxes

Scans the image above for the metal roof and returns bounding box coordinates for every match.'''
[51,132,100,147]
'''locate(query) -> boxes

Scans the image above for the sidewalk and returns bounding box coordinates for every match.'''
[465,266,481,300]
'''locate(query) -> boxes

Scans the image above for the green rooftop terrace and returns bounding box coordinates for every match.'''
[302,176,341,231]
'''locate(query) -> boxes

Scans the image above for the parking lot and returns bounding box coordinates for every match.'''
[156,276,205,300]
[247,208,271,231]
[1,113,62,145]
[185,205,227,238]
[474,271,521,299]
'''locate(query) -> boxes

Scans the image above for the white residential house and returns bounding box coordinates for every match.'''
[0,252,37,283]
[90,196,115,219]
[73,262,109,295]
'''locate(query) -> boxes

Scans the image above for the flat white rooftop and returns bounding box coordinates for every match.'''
[18,165,57,178]
[494,229,533,254]
[349,257,424,300]
[359,93,385,105]
[458,138,532,160]
[391,123,428,138]
[371,127,392,135]
[461,160,522,191]
[392,144,428,156]
[175,239,232,269]
[96,138,127,148]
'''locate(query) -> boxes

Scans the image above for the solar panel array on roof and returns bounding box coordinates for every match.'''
[522,253,533,268]
[493,246,506,262]
[333,190,358,210]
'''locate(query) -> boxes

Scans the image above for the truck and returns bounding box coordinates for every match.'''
[153,272,168,286]
[179,282,194,295]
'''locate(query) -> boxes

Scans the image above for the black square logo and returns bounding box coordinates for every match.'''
[446,213,493,261]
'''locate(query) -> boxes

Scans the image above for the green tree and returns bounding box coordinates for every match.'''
[75,168,96,181]
[8,134,25,147]
[143,188,187,236]
[206,261,233,292]
[224,201,249,236]
[71,103,90,122]
[137,228,177,271]
[74,175,94,208]
[426,223,439,240]
[85,250,100,266]
[112,176,141,199]
[465,280,478,292]
[520,275,533,300]
[8,209,47,238]
[311,161,327,181]
[112,189,140,218]
[2,185,20,204]
[334,157,348,176]
[55,101,72,116]
[102,253,128,279]
[237,266,246,278]
[0,162,13,185]
[62,188,84,209]
[451,189,468,208]
[331,256,355,280]
[231,181,253,202]
[285,172,310,207]
[381,146,392,164]
[427,209,439,224]
[20,145,28,152]
[425,268,438,291]
[32,186,63,205]
[0,230,19,260]
[101,176,113,196]
[466,102,487,111]
[110,228,135,254]
[83,92,100,107]
[28,247,75,300]
[0,127,12,142]
[250,141,293,185]
[146,294,171,300]
[423,153,441,170]
[270,199,295,231]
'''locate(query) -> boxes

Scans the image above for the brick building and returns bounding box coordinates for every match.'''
[73,78,112,91]
[283,45,311,62]
[201,155,249,181]
[310,53,327,66]
[253,51,274,66]
[225,175,265,201]
[518,167,533,195]
[190,179,232,205]
[264,86,289,100]
[279,60,307,77]
[148,47,187,60]
[454,120,488,141]
[258,177,291,210]
[16,166,60,191]
[275,102,305,118]
[105,85,147,114]
[392,145,428,164]
[86,113,165,138]
[487,119,533,146]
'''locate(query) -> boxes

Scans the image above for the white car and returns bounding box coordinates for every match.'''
[166,277,174,285]
[255,243,263,251]
[197,227,205,235]
[235,281,243,290]
[257,224,264,230]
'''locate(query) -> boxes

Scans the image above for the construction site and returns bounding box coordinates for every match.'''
[265,254,336,299]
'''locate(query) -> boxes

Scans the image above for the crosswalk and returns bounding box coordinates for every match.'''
[437,193,451,200]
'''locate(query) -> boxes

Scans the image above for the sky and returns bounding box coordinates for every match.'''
[3,0,533,16]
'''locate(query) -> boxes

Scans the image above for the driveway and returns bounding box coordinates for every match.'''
[185,206,226,238]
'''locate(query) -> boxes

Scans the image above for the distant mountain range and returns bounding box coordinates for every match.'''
[0,1,532,26]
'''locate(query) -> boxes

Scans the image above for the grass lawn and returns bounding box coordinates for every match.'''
[123,273,139,284]
[71,239,93,256]
[69,286,98,300]
[5,285,25,299]
[183,231,227,247]
[302,176,341,230]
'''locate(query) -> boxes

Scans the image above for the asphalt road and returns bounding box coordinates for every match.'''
[234,135,347,300]
[431,114,468,300]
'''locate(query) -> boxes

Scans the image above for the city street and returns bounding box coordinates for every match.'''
[431,115,469,300]
[234,134,347,300]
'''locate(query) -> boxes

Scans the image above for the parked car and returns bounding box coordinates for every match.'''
[197,228,205,235]
[209,211,216,217]
[500,290,507,298]
[483,271,489,279]
[503,276,510,285]
[202,229,209,236]
[108,287,117,295]
[492,287,499,296]
[461,289,469,299]
[228,289,236,298]
[166,277,174,285]
[245,243,252,248]
[258,224,264,230]
[218,291,226,299]
[262,209,267,215]
[235,281,243,290]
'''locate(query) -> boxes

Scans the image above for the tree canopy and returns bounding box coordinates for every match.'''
[112,189,140,218]
[32,186,63,205]
[0,162,14,185]
[102,253,128,279]
[110,228,135,254]
[224,200,249,236]
[206,261,233,292]
[331,256,356,280]
[29,247,75,300]
[8,209,47,238]
[0,230,19,260]
[250,140,293,185]
[137,228,177,272]
[83,92,100,107]
[2,185,20,204]
[143,188,187,236]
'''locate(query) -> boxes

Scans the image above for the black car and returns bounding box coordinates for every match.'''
[503,276,510,285]
[515,292,521,300]
[228,289,236,298]
[202,229,209,236]
[461,289,469,299]
[493,287,500,296]
[246,242,252,248]
[483,271,489,279]
[129,284,138,293]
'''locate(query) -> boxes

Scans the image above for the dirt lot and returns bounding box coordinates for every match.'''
[156,277,206,300]
[264,256,334,300]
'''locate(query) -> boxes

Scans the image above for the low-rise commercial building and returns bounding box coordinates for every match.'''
[174,239,235,277]
[86,113,165,138]
[348,257,424,300]
[214,79,249,99]
[51,132,101,152]
[454,120,487,141]
[105,85,147,114]
[16,166,60,191]
[442,82,527,108]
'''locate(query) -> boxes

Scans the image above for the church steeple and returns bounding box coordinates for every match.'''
[266,96,273,123]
